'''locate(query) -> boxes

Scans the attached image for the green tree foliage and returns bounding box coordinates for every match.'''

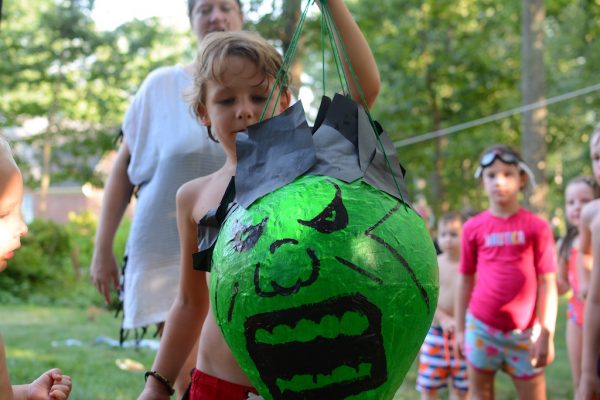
[0,219,72,303]
[0,213,130,306]
[297,0,600,226]
[0,0,189,187]
[2,0,600,231]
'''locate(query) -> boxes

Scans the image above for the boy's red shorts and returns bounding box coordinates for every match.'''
[187,368,258,400]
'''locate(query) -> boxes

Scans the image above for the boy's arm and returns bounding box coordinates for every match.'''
[454,274,474,356]
[578,215,600,399]
[579,275,600,399]
[324,0,381,108]
[0,337,14,400]
[139,183,209,399]
[12,369,72,400]
[90,141,135,304]
[532,272,557,368]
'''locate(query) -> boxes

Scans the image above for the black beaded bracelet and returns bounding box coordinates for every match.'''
[144,370,175,396]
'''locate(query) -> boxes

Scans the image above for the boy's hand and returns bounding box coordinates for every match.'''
[577,371,600,400]
[27,368,72,400]
[138,387,172,400]
[455,330,465,357]
[579,282,590,301]
[90,250,121,304]
[530,328,555,368]
[439,315,456,333]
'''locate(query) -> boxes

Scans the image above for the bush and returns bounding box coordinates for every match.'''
[0,219,72,303]
[0,213,131,307]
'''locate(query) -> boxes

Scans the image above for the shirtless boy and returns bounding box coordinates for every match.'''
[417,212,468,400]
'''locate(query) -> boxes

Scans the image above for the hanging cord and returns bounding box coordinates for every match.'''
[260,0,313,121]
[321,11,326,97]
[321,6,350,96]
[320,1,406,203]
[259,0,407,204]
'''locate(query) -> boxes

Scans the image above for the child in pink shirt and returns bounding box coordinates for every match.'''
[455,144,558,399]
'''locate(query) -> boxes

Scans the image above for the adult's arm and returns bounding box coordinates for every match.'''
[90,141,135,304]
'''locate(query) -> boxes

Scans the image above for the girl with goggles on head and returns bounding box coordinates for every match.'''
[455,144,558,399]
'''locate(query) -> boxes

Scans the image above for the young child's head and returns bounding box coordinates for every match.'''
[564,175,599,228]
[590,123,600,185]
[189,31,291,143]
[0,138,28,272]
[436,212,463,255]
[474,144,534,206]
[558,175,599,263]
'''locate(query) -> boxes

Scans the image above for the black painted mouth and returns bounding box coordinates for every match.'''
[244,293,386,399]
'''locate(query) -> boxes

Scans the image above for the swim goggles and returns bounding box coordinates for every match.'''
[474,148,537,186]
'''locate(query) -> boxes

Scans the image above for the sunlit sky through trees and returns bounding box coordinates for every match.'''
[92,0,189,31]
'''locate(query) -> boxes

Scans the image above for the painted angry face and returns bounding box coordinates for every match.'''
[210,175,438,400]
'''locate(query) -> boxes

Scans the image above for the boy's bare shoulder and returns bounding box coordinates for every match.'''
[176,169,232,222]
[177,174,213,207]
[582,199,600,225]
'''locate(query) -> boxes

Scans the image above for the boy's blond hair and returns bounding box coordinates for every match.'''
[189,31,290,119]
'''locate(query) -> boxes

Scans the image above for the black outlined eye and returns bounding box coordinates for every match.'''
[232,217,268,252]
[298,181,348,233]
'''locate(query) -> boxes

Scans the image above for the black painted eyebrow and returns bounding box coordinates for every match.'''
[297,180,348,234]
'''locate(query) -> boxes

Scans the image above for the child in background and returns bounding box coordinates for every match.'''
[416,212,468,400]
[455,144,558,399]
[556,176,599,393]
[576,126,600,400]
[0,137,72,400]
[138,1,380,398]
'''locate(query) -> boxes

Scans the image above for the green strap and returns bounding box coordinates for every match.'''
[321,4,350,95]
[261,0,407,203]
[320,1,406,203]
[260,0,313,121]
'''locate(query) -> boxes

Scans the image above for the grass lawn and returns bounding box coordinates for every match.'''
[1,299,572,399]
[1,305,156,400]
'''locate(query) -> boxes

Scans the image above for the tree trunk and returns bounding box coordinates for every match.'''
[39,54,63,215]
[521,0,547,213]
[425,65,446,217]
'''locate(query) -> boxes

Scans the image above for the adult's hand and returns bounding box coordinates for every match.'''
[90,249,120,304]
